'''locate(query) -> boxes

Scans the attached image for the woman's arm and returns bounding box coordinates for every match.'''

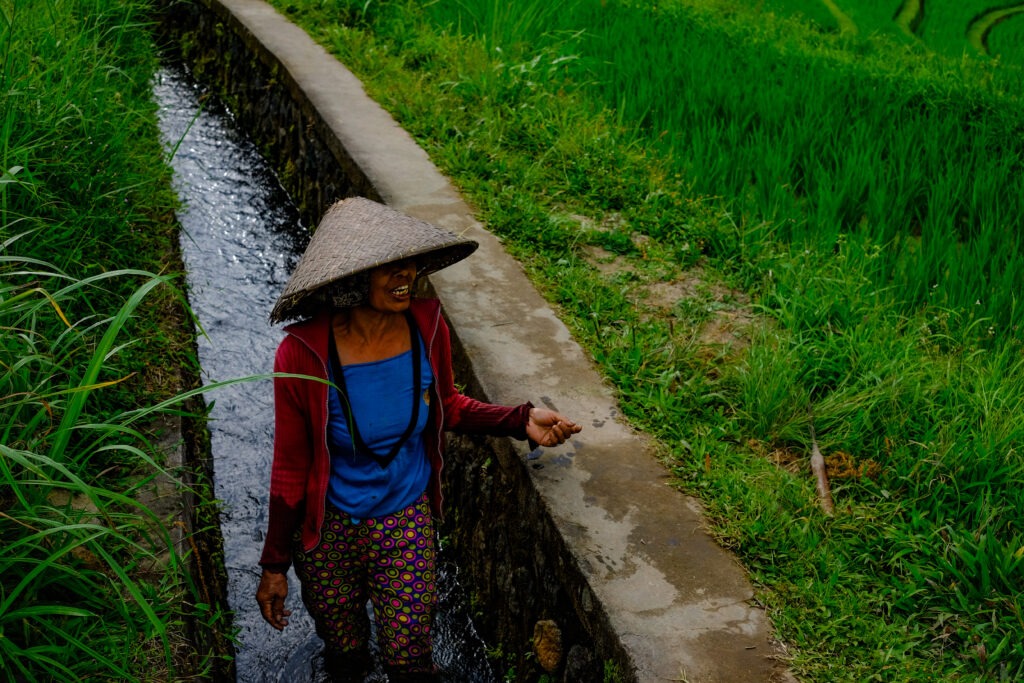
[256,340,319,629]
[259,341,315,569]
[430,312,580,444]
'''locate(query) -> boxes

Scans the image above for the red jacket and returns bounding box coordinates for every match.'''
[259,298,532,569]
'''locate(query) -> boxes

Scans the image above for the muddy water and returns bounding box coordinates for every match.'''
[153,61,496,683]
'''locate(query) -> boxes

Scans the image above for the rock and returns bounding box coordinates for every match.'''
[563,644,598,683]
[533,619,563,673]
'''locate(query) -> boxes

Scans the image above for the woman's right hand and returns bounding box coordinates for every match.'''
[526,407,582,447]
[256,568,292,630]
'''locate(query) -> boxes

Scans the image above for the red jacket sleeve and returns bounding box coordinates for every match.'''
[428,310,532,438]
[259,338,317,570]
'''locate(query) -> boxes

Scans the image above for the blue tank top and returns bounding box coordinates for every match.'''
[325,329,433,519]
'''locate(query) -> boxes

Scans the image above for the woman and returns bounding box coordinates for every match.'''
[255,197,581,683]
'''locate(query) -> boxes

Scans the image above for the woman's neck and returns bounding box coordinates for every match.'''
[332,307,409,363]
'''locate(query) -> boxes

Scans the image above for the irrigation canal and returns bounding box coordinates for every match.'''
[153,60,497,683]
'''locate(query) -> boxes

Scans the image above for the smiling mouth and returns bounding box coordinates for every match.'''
[390,284,411,297]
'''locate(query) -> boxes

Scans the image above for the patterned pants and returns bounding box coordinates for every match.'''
[293,493,437,672]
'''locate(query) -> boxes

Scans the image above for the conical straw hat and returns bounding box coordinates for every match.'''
[270,197,478,323]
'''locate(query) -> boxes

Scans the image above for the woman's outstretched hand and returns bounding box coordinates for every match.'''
[256,568,292,630]
[526,407,582,447]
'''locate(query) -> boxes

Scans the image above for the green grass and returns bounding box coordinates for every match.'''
[264,0,1024,679]
[1,251,184,681]
[352,0,1024,333]
[760,0,844,34]
[1,0,231,679]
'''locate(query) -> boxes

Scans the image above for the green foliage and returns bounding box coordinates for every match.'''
[1,0,229,679]
[1,247,192,680]
[603,659,624,683]
[310,0,1024,333]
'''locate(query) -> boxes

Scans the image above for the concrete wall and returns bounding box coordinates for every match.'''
[158,1,792,681]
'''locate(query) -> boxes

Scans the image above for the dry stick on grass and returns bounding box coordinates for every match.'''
[808,411,835,515]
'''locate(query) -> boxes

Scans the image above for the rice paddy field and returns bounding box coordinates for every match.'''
[767,0,1024,64]
[265,0,1024,680]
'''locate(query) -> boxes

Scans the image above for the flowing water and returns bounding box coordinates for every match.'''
[153,61,496,683]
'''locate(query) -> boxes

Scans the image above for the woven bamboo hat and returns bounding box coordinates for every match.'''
[270,197,478,323]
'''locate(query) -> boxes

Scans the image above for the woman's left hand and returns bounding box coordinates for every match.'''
[526,408,582,447]
[256,568,292,631]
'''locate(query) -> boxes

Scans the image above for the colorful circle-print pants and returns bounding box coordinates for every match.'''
[293,493,437,672]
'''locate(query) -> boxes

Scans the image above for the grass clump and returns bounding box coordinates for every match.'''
[1,0,229,679]
[266,0,1023,679]
[0,251,195,681]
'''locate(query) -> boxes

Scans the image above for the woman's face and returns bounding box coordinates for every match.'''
[366,258,417,313]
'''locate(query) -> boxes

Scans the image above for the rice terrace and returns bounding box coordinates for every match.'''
[794,0,1024,60]
[3,0,1024,681]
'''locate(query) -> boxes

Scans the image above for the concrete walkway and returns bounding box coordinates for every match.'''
[199,0,796,680]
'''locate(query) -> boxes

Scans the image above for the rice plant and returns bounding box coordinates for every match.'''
[413,0,1024,334]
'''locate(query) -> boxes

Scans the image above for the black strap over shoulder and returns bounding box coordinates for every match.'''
[327,314,421,469]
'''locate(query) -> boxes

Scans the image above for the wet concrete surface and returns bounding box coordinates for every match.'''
[153,62,496,683]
